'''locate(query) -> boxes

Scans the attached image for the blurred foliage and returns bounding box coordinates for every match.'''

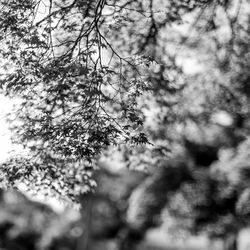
[0,188,81,250]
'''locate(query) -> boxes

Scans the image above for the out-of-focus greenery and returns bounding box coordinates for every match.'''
[0,188,81,250]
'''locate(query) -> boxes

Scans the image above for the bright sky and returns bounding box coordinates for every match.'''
[0,95,66,211]
[0,95,15,163]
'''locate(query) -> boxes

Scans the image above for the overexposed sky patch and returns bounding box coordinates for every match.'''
[0,95,15,163]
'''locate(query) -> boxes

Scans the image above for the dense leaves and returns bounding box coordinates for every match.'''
[0,0,155,162]
[0,0,221,199]
[0,0,161,199]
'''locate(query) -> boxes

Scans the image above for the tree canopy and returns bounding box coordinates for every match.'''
[0,0,220,199]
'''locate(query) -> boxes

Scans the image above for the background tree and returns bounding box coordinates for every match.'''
[119,1,250,250]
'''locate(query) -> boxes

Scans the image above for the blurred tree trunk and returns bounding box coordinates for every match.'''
[79,192,123,250]
[223,233,238,250]
[77,193,94,250]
